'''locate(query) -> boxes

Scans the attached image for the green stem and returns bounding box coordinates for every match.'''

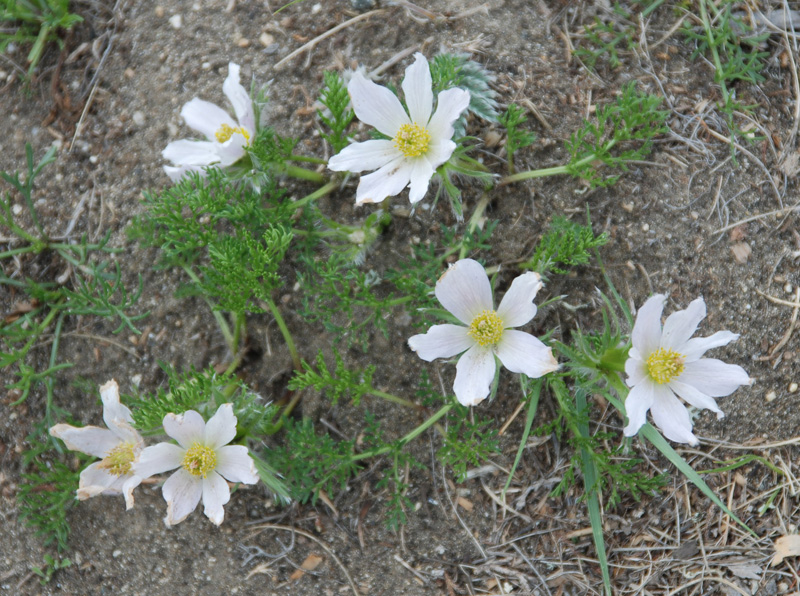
[500,140,617,185]
[697,0,729,105]
[285,165,326,184]
[292,180,338,209]
[181,265,235,351]
[0,244,41,260]
[368,388,422,409]
[459,192,491,260]
[262,296,301,371]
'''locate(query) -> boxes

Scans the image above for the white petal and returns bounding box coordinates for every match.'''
[453,345,496,406]
[632,294,665,356]
[162,139,219,167]
[77,462,122,499]
[425,138,457,170]
[327,139,399,173]
[205,403,237,449]
[180,98,236,140]
[163,410,205,449]
[216,445,259,484]
[669,380,724,418]
[134,443,184,478]
[354,158,412,204]
[407,158,435,204]
[650,389,698,445]
[349,72,410,137]
[622,379,658,437]
[122,475,142,510]
[49,424,119,458]
[427,88,470,141]
[163,164,206,182]
[100,380,141,445]
[163,469,203,526]
[624,350,648,386]
[435,258,493,325]
[682,330,740,362]
[495,330,558,377]
[215,134,249,166]
[496,272,542,328]
[661,297,706,350]
[678,358,751,397]
[408,324,473,361]
[402,53,433,125]
[222,62,256,133]
[202,471,231,526]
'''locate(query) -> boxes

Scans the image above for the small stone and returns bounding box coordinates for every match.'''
[12,204,22,215]
[155,6,165,17]
[785,283,793,294]
[89,155,98,164]
[132,111,145,126]
[201,61,211,70]
[641,223,649,232]
[113,549,123,558]
[765,390,777,402]
[168,14,182,29]
[236,37,250,48]
[124,68,135,79]
[789,383,798,394]
[131,374,142,388]
[259,32,275,47]
[312,3,321,12]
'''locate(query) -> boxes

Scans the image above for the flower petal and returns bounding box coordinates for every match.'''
[354,158,412,204]
[632,294,665,357]
[202,471,231,526]
[624,350,648,386]
[222,62,255,133]
[163,469,203,526]
[402,53,433,125]
[495,330,558,377]
[162,139,220,167]
[424,138,457,169]
[327,139,399,173]
[134,442,184,478]
[661,297,706,350]
[204,403,237,449]
[163,410,205,449]
[163,164,206,182]
[180,98,236,140]
[122,475,143,510]
[408,324,473,361]
[622,379,658,437]
[650,389,698,445]
[496,272,543,328]
[349,72,410,137]
[407,157,435,204]
[100,380,141,445]
[49,424,119,458]
[216,445,259,484]
[435,258,493,325]
[215,134,248,166]
[678,358,751,397]
[427,87,470,141]
[77,462,123,499]
[453,345,496,406]
[682,330,740,362]
[669,380,724,418]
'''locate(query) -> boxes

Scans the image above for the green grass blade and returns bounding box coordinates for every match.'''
[502,377,541,498]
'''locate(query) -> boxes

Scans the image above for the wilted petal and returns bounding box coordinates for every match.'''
[77,462,122,499]
[122,475,142,510]
[163,469,203,526]
[650,390,699,445]
[180,98,236,140]
[679,358,751,397]
[681,330,740,362]
[495,330,558,377]
[661,297,706,351]
[453,345,496,406]
[49,424,119,458]
[632,294,665,356]
[669,380,724,418]
[348,72,409,137]
[427,88,471,141]
[222,62,255,133]
[202,471,231,526]
[163,410,205,449]
[355,158,412,204]
[402,53,433,125]
[328,139,399,173]
[162,140,219,167]
[496,272,542,328]
[134,442,184,478]
[407,158,435,204]
[216,445,259,484]
[623,380,658,437]
[204,403,237,449]
[408,324,472,361]
[435,259,493,325]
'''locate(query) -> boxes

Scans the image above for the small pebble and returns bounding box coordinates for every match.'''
[155,6,164,17]
[124,68,135,79]
[765,390,777,402]
[113,550,123,558]
[168,14,182,29]
[312,2,321,12]
[236,37,250,48]
[132,111,145,126]
[789,383,798,394]
[12,204,22,215]
[641,223,650,232]
[259,32,275,46]
[785,283,793,294]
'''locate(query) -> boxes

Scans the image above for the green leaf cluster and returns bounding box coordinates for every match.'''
[438,406,500,482]
[521,215,609,277]
[288,350,376,406]
[498,103,537,174]
[430,53,498,137]
[317,71,355,153]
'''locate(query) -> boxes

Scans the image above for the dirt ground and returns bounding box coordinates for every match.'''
[2,0,800,594]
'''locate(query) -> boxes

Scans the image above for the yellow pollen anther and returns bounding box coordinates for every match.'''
[646,347,685,384]
[99,442,136,476]
[468,310,505,347]
[214,123,251,145]
[182,443,217,478]
[393,123,431,158]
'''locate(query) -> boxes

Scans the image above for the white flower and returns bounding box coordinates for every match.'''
[49,380,143,509]
[133,403,259,526]
[408,259,559,406]
[327,52,470,205]
[623,294,752,445]
[162,62,256,182]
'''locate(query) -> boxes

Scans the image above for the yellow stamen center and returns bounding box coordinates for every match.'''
[214,123,251,145]
[393,123,431,158]
[468,310,505,347]
[646,347,685,384]
[182,443,217,478]
[99,442,136,476]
